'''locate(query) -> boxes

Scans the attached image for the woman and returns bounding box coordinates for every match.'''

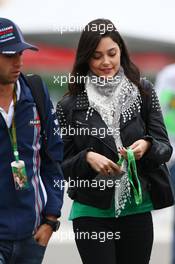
[56,18,174,264]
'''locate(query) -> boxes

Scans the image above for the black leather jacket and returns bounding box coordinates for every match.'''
[56,79,174,210]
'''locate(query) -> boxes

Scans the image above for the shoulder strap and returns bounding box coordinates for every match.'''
[24,74,60,167]
[24,74,52,161]
[140,78,152,125]
[24,74,46,133]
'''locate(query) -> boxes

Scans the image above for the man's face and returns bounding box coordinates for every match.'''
[0,52,23,85]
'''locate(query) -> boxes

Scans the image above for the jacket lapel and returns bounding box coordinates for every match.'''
[72,90,118,154]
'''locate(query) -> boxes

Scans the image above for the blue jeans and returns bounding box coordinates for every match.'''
[0,236,46,264]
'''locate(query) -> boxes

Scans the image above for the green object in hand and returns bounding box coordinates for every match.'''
[117,148,142,205]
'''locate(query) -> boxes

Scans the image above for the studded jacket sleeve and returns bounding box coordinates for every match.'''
[56,97,97,181]
[141,80,173,166]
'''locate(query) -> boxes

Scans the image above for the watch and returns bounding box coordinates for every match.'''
[42,218,60,232]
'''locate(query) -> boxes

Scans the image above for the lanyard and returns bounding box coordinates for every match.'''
[8,85,19,162]
[117,148,142,205]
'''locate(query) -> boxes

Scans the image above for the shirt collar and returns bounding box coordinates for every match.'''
[16,79,21,101]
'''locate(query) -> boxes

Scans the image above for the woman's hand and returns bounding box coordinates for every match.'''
[86,151,122,176]
[119,139,151,160]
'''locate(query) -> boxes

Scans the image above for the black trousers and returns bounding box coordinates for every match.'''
[73,212,153,264]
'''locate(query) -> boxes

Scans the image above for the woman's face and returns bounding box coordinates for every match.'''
[89,37,121,78]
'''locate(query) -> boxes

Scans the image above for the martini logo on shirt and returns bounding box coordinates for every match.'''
[29,115,41,127]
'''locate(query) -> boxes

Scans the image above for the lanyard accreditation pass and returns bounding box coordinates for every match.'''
[117,148,142,205]
[8,86,29,191]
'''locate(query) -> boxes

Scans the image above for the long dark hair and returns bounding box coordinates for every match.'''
[68,18,143,95]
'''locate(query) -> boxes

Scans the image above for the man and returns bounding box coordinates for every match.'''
[0,18,64,263]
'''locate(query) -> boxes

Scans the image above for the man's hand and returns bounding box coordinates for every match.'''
[34,215,58,247]
[34,224,53,247]
[119,139,151,160]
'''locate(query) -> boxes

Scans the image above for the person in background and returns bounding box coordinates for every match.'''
[56,18,174,264]
[0,18,64,264]
[155,64,175,264]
